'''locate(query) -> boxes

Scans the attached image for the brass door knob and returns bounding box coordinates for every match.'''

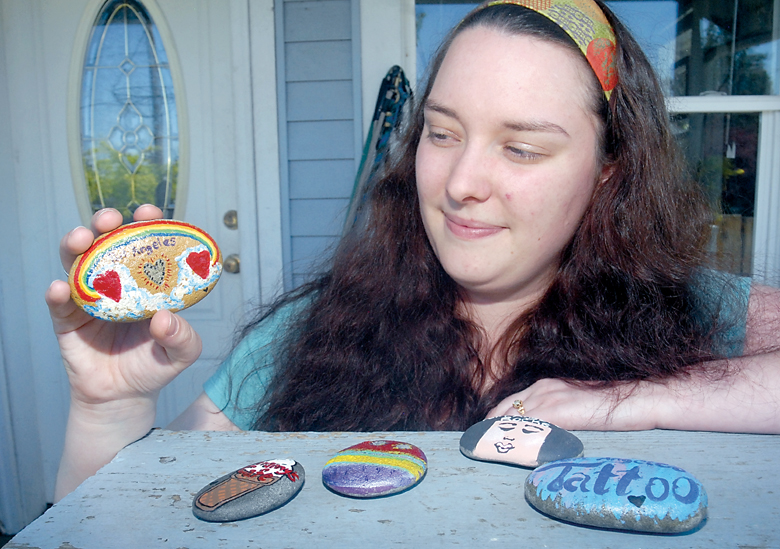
[223,210,238,230]
[223,254,240,274]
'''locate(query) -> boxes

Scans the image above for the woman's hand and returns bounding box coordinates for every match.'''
[46,205,203,408]
[47,205,203,500]
[486,378,660,431]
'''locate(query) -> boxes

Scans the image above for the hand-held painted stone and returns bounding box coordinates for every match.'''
[192,459,304,522]
[460,415,584,468]
[524,457,707,533]
[322,440,427,498]
[68,220,222,321]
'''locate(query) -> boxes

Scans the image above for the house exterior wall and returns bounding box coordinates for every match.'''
[278,0,362,288]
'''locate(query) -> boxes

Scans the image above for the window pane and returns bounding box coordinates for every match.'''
[81,0,179,223]
[672,112,758,275]
[607,0,777,97]
[415,1,779,97]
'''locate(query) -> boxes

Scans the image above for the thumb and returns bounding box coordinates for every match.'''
[149,309,203,371]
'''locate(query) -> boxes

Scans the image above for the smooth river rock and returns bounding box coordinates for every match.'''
[69,220,222,321]
[524,457,707,533]
[460,415,584,468]
[192,459,304,522]
[322,440,427,498]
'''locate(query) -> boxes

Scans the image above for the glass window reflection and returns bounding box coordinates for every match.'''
[416,0,779,97]
[81,0,179,223]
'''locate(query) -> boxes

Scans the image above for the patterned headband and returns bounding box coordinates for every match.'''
[476,0,618,100]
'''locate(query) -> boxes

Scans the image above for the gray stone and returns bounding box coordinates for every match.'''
[460,415,583,467]
[524,457,707,533]
[192,459,304,522]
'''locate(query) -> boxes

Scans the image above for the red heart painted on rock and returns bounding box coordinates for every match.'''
[93,270,122,302]
[186,250,211,279]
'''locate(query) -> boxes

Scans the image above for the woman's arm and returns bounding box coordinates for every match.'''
[488,283,780,434]
[49,206,234,501]
[168,392,241,431]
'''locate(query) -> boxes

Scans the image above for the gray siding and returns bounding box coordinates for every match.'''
[280,0,360,288]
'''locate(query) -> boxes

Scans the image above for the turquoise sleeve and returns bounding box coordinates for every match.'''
[203,299,304,430]
[694,270,752,358]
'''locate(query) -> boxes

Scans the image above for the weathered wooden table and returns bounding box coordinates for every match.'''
[8,429,780,548]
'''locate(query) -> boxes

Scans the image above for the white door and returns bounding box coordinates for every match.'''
[0,0,281,532]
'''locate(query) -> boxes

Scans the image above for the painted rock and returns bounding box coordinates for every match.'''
[322,440,427,498]
[69,220,222,321]
[192,459,304,522]
[460,415,583,468]
[525,457,707,533]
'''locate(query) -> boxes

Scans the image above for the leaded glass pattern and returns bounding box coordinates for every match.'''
[81,0,178,222]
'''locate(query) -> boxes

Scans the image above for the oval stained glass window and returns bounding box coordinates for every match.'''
[81,0,179,222]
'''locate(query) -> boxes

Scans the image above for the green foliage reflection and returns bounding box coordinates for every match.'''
[84,140,177,223]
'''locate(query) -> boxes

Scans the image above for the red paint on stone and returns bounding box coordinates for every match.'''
[93,270,122,302]
[186,250,211,279]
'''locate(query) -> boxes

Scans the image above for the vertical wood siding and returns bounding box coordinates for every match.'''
[282,0,358,287]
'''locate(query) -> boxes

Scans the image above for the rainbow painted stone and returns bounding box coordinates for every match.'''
[68,220,222,321]
[525,457,708,533]
[322,440,427,498]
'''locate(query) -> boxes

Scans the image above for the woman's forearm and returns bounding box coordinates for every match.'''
[54,396,157,502]
[652,351,780,433]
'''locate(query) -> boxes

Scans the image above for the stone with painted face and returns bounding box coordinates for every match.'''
[192,459,305,522]
[322,440,428,498]
[460,415,583,468]
[525,457,708,533]
[69,219,222,321]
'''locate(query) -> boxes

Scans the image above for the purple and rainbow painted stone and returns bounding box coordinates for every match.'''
[322,440,427,498]
[68,220,222,322]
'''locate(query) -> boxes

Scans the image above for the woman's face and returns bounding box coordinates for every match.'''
[416,26,605,306]
[473,418,553,464]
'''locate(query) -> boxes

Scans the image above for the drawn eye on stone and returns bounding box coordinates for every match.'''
[522,425,545,434]
[498,422,517,432]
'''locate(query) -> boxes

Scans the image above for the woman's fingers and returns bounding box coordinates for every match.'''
[487,392,530,419]
[133,204,164,222]
[60,205,163,272]
[149,310,203,373]
[59,226,95,271]
[45,280,91,334]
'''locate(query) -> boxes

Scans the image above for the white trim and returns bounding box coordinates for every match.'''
[754,111,780,284]
[666,95,780,286]
[352,0,364,173]
[65,0,191,225]
[359,0,415,140]
[666,95,780,113]
[273,0,292,291]
[249,0,284,304]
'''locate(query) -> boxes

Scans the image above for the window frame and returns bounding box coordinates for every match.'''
[67,0,190,225]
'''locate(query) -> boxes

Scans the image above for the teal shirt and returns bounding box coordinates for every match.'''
[692,270,751,358]
[204,272,752,430]
[203,299,305,430]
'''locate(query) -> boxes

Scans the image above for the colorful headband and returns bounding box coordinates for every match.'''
[478,0,618,100]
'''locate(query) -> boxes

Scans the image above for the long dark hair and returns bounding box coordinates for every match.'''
[243,2,737,432]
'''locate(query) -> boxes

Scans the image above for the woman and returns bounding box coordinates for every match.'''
[47,0,780,501]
